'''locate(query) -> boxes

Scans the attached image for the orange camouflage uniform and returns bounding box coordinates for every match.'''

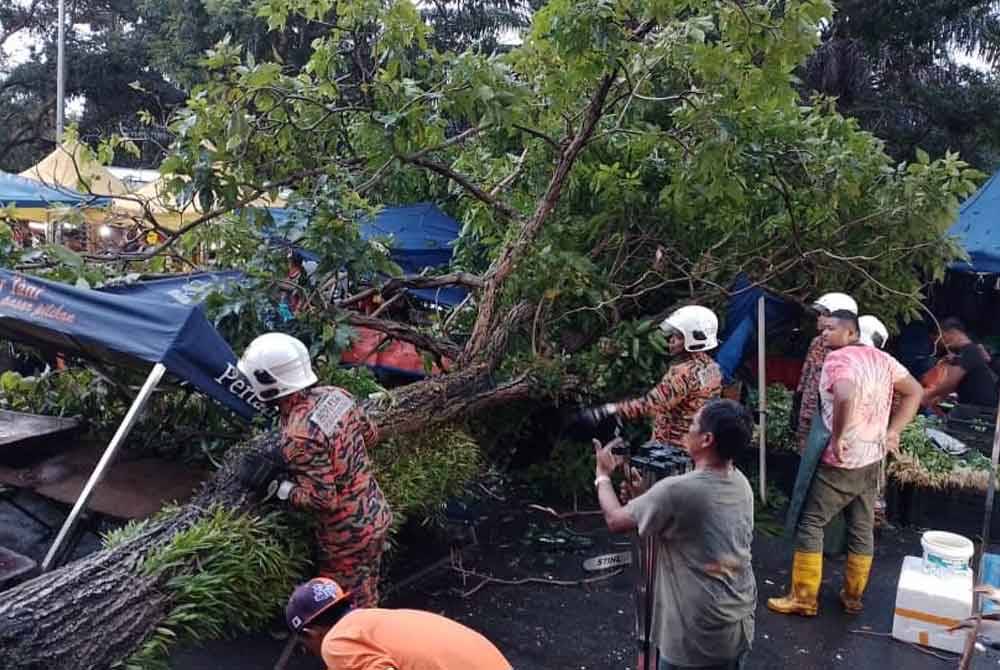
[613,352,722,445]
[795,335,829,452]
[278,386,392,608]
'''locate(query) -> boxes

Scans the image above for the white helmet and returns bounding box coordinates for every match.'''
[660,305,719,352]
[237,333,318,401]
[813,292,858,315]
[859,315,889,349]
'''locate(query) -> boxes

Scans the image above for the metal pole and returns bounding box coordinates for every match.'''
[55,0,66,141]
[757,296,767,505]
[41,363,166,571]
[976,394,1000,607]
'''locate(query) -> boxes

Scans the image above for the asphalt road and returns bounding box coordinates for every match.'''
[4,485,996,669]
[169,513,1000,670]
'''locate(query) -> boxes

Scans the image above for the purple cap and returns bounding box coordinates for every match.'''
[285,577,352,632]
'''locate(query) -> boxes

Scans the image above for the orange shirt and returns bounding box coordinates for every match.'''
[321,609,512,670]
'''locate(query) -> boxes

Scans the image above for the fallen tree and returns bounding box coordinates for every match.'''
[0,0,982,667]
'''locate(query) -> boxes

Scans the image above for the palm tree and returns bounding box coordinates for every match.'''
[420,0,540,53]
[803,0,1000,168]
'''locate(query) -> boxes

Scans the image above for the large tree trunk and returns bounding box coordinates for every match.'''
[0,42,621,670]
[0,352,569,669]
[0,444,254,670]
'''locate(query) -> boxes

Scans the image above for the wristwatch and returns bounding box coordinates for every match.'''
[594,475,612,487]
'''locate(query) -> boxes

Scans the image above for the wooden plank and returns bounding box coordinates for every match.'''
[0,446,208,519]
[0,410,82,446]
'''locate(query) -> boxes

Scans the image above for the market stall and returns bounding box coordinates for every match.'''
[0,171,110,227]
[0,269,259,570]
[18,142,130,197]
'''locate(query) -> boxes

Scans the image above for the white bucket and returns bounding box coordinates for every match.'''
[921,531,974,576]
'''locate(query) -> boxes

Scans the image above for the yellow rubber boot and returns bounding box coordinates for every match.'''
[840,553,873,614]
[767,551,822,617]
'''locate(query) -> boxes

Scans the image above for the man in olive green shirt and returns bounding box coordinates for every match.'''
[595,399,756,669]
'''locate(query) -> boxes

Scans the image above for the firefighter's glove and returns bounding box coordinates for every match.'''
[237,448,285,494]
[265,480,296,503]
[577,403,616,427]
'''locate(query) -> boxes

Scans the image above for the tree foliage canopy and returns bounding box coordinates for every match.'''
[0,3,988,667]
[153,0,977,380]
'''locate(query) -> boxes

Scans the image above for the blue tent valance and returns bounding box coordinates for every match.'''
[0,269,260,419]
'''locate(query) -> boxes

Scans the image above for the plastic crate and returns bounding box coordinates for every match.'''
[943,404,997,456]
[895,483,1000,539]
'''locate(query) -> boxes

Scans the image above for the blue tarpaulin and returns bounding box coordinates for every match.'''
[99,271,246,305]
[266,203,467,306]
[715,274,801,383]
[949,170,1000,274]
[0,269,262,419]
[0,171,110,209]
[100,271,438,379]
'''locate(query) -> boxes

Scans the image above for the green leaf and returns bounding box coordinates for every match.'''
[45,244,84,268]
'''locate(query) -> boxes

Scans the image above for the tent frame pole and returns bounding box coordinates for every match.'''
[41,363,167,572]
[976,393,1000,610]
[757,297,767,505]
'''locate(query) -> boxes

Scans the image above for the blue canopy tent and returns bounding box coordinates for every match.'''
[0,269,261,569]
[714,274,801,503]
[98,271,246,305]
[265,203,467,307]
[715,274,800,384]
[0,171,110,221]
[932,170,1000,337]
[949,170,1000,274]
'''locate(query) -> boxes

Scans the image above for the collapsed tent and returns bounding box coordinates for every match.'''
[102,272,450,379]
[266,203,468,307]
[0,171,110,223]
[0,269,262,569]
[0,269,259,419]
[98,271,246,306]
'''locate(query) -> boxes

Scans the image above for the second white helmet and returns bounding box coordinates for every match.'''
[238,333,318,401]
[660,305,719,352]
[859,315,889,349]
[813,292,858,315]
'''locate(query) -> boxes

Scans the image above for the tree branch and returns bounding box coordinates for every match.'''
[381,271,485,293]
[342,311,463,361]
[461,70,621,363]
[403,154,524,221]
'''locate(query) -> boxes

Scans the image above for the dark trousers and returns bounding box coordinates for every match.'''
[659,650,748,670]
[795,462,879,555]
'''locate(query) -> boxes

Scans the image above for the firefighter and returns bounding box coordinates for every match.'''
[859,315,889,350]
[791,293,859,452]
[582,305,723,446]
[237,333,392,608]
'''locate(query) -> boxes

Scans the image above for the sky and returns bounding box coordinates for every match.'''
[1,9,992,125]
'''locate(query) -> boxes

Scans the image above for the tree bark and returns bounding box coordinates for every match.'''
[0,300,564,670]
[0,444,254,670]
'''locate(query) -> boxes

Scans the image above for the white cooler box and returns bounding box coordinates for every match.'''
[891,555,972,653]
